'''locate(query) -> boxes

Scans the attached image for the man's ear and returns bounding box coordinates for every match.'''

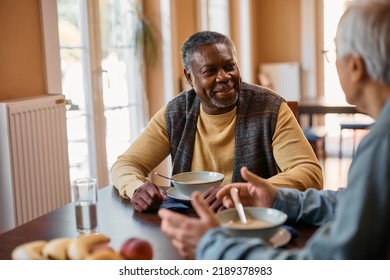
[350,55,367,83]
[184,69,194,87]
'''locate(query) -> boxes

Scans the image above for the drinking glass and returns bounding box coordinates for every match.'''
[71,178,98,235]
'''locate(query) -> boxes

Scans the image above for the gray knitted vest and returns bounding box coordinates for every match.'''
[165,82,284,182]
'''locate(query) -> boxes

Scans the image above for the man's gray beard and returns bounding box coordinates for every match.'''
[210,92,239,108]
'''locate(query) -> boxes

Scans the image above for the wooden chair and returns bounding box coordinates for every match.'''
[287,101,327,161]
[287,101,298,120]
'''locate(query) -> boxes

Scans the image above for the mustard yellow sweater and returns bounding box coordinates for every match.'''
[111,102,323,199]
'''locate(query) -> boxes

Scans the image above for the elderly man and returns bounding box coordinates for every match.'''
[111,31,322,213]
[159,0,390,259]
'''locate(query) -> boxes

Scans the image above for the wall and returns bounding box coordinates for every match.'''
[229,0,243,72]
[251,0,301,85]
[0,0,46,101]
[143,0,165,117]
[0,0,303,107]
[171,0,199,95]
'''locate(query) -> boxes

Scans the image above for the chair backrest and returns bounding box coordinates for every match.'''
[286,101,298,120]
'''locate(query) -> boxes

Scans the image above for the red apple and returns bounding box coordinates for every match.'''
[120,238,153,260]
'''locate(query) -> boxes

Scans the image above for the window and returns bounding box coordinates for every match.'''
[99,0,148,179]
[57,0,95,180]
[207,0,230,34]
[57,0,146,185]
[323,0,346,104]
[199,0,230,35]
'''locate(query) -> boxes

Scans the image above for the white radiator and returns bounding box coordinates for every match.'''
[0,95,71,234]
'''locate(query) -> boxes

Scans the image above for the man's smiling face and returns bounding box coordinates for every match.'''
[185,43,241,115]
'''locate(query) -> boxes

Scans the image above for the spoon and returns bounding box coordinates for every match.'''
[230,187,248,224]
[154,172,177,182]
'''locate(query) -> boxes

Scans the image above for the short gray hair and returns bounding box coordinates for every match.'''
[335,0,390,84]
[180,31,237,72]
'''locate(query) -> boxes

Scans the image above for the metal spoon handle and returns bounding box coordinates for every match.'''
[154,172,174,181]
[230,187,248,224]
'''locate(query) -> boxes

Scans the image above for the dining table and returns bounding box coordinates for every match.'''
[0,185,318,260]
[298,98,360,126]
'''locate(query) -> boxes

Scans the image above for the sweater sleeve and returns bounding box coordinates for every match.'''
[196,188,339,260]
[273,188,339,225]
[110,106,170,199]
[268,102,323,190]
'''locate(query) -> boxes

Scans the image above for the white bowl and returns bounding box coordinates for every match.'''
[171,171,224,197]
[216,207,288,241]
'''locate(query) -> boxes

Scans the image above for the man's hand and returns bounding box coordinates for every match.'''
[158,192,220,259]
[217,167,277,209]
[202,185,226,212]
[131,182,167,212]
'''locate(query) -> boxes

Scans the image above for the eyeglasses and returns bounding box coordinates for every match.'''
[322,49,337,64]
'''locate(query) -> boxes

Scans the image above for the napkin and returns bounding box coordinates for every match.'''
[160,197,190,214]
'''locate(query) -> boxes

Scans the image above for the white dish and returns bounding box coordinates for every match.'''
[268,227,292,248]
[166,187,191,202]
[171,171,224,197]
[217,207,288,240]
